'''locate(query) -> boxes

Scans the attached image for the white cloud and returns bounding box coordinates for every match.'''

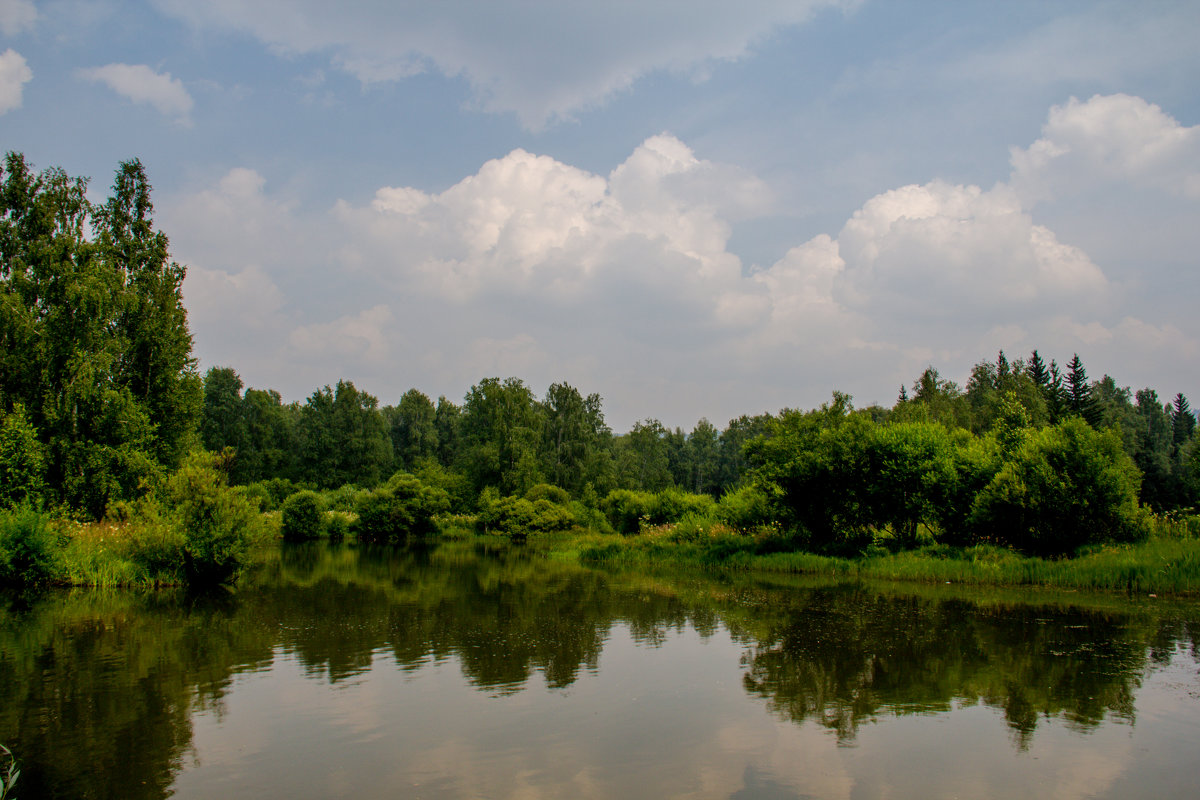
[1011,94,1200,202]
[77,62,194,121]
[0,0,36,35]
[150,0,856,128]
[336,134,765,313]
[0,48,31,114]
[169,97,1200,426]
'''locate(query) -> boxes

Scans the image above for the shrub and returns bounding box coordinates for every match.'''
[0,404,45,510]
[525,483,570,505]
[232,482,272,512]
[254,478,302,511]
[321,484,361,513]
[325,513,350,542]
[355,472,450,543]
[601,488,716,534]
[0,507,60,588]
[477,494,576,539]
[716,485,773,531]
[601,489,654,534]
[166,452,263,585]
[115,499,185,578]
[281,491,326,540]
[970,418,1145,556]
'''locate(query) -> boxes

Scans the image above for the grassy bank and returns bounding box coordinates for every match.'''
[540,520,1200,595]
[8,501,1200,595]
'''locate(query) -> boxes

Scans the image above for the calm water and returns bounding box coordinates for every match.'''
[2,541,1199,799]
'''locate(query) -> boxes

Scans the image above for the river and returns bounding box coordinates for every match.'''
[2,540,1198,799]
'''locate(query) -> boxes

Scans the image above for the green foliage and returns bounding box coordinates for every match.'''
[525,483,570,505]
[386,389,438,470]
[477,493,577,539]
[539,382,613,495]
[354,472,449,543]
[600,487,717,534]
[164,452,262,585]
[715,485,773,531]
[299,380,393,489]
[0,507,61,588]
[459,377,544,494]
[325,513,350,542]
[0,153,201,517]
[280,490,326,541]
[971,419,1145,556]
[0,404,45,509]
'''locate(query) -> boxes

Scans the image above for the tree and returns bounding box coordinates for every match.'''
[434,396,462,469]
[615,419,674,491]
[387,389,438,469]
[1,154,201,516]
[1064,354,1100,427]
[1171,394,1195,449]
[688,418,721,495]
[298,380,392,488]
[200,367,248,456]
[539,382,611,495]
[459,377,543,494]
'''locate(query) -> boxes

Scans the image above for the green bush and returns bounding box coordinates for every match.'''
[477,494,576,539]
[601,488,716,534]
[525,483,571,505]
[601,489,654,534]
[232,482,272,512]
[325,513,350,542]
[166,452,263,585]
[716,485,773,531]
[252,478,302,511]
[0,507,60,588]
[0,404,45,510]
[355,472,449,543]
[281,490,326,540]
[321,484,362,512]
[970,418,1145,556]
[116,500,185,577]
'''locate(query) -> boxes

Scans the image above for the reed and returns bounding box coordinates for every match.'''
[0,742,18,800]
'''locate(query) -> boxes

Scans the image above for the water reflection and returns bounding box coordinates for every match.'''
[0,542,1198,799]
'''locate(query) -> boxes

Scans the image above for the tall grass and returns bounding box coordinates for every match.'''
[0,742,18,800]
[568,512,1200,595]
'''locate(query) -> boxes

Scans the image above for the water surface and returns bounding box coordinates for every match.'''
[2,541,1198,799]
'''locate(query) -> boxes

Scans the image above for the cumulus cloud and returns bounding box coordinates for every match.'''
[336,134,767,314]
[172,96,1200,426]
[150,0,856,128]
[77,63,194,121]
[1011,94,1200,202]
[0,0,36,35]
[0,48,31,114]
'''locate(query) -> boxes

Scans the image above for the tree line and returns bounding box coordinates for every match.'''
[2,153,1199,562]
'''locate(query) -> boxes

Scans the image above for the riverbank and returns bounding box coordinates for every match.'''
[523,521,1200,595]
[7,505,1200,595]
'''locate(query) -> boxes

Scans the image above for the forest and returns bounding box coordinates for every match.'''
[2,154,1199,588]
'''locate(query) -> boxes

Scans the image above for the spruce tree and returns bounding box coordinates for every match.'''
[1172,393,1196,448]
[1065,354,1100,427]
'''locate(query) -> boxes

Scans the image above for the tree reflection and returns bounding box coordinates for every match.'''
[0,545,1196,797]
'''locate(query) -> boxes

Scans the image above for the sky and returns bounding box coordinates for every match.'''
[3,0,1199,431]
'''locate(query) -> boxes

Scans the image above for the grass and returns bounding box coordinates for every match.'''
[11,504,1200,596]
[0,742,17,800]
[543,515,1200,596]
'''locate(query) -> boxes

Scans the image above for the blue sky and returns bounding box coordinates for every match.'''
[3,0,1198,430]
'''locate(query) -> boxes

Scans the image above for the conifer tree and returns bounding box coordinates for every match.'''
[1065,354,1100,427]
[1172,393,1196,448]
